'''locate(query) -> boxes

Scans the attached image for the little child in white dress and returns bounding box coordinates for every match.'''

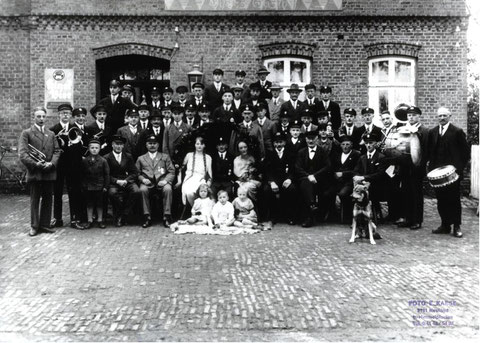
[210,190,235,229]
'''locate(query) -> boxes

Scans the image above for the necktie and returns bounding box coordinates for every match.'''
[274,99,277,106]
[440,125,445,136]
[292,101,296,109]
[309,100,313,105]
[310,149,315,159]
[368,153,372,160]
[197,100,200,106]
[154,129,159,135]
[40,126,44,134]
[116,154,121,164]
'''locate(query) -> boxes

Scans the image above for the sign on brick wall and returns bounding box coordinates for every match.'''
[165,0,342,11]
[44,69,74,111]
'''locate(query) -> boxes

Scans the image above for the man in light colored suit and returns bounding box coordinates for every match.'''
[19,106,61,236]
[267,84,284,123]
[136,135,176,228]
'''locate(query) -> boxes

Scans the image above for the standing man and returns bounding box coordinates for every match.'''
[302,84,321,123]
[176,85,189,108]
[427,107,470,237]
[150,87,163,110]
[250,67,272,102]
[213,89,239,123]
[279,84,306,121]
[161,86,177,108]
[19,107,61,236]
[211,137,234,200]
[116,108,141,161]
[137,104,151,131]
[233,69,250,102]
[99,79,134,134]
[87,103,112,155]
[337,108,363,150]
[358,107,382,153]
[318,86,341,131]
[49,103,73,228]
[136,135,176,228]
[267,84,284,123]
[137,109,164,156]
[204,69,230,112]
[189,82,208,111]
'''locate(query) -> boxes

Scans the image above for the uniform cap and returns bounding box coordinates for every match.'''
[58,103,73,112]
[72,107,87,116]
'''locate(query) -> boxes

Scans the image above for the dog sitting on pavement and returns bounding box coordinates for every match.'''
[349,178,382,245]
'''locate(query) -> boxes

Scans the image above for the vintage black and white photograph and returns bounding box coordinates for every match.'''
[0,0,479,342]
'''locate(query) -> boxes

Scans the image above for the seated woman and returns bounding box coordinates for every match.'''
[233,140,261,201]
[179,136,213,206]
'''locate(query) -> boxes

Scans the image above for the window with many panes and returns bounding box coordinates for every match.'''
[368,56,416,124]
[264,57,312,101]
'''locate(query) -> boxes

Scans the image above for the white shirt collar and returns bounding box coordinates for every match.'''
[440,122,450,132]
[96,120,104,129]
[367,149,377,158]
[243,121,252,127]
[34,124,44,132]
[342,150,352,158]
[258,117,265,125]
[61,122,69,130]
[148,151,157,159]
[291,137,298,143]
[113,151,122,160]
[276,147,284,154]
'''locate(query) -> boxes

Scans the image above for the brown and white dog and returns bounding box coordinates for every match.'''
[349,179,381,245]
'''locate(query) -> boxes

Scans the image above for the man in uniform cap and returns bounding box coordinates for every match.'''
[116,108,141,161]
[137,104,151,131]
[295,129,331,227]
[211,136,235,200]
[318,85,341,131]
[87,103,112,155]
[136,134,176,228]
[353,131,387,220]
[234,69,250,102]
[232,104,265,159]
[276,110,291,135]
[337,108,363,150]
[161,86,177,108]
[263,132,298,225]
[267,83,284,123]
[300,108,318,133]
[104,134,141,227]
[150,87,162,110]
[99,79,134,133]
[286,119,306,155]
[213,89,240,123]
[249,67,273,102]
[302,84,321,123]
[231,85,246,112]
[121,84,137,106]
[137,108,165,156]
[175,85,189,107]
[189,82,208,110]
[358,107,382,153]
[184,102,200,129]
[204,68,230,111]
[427,107,470,237]
[49,103,73,227]
[279,83,306,121]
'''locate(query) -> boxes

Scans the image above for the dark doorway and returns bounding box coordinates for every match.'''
[96,55,170,105]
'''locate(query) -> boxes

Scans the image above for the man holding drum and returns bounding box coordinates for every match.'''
[427,107,470,238]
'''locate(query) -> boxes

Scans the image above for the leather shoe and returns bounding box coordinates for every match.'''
[85,222,92,230]
[98,221,106,229]
[71,222,86,230]
[51,219,63,227]
[163,217,172,228]
[40,226,56,233]
[142,217,152,228]
[301,217,313,228]
[115,217,123,227]
[409,223,422,230]
[29,227,38,236]
[432,225,450,234]
[453,225,463,238]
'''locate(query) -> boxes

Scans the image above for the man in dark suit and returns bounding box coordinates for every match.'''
[137,104,151,132]
[285,120,305,155]
[295,130,331,227]
[204,69,230,112]
[184,103,200,129]
[87,104,112,155]
[213,89,240,124]
[105,135,141,227]
[279,84,306,121]
[136,135,176,228]
[400,106,429,230]
[19,106,61,236]
[357,107,382,153]
[116,108,141,161]
[137,109,164,157]
[189,82,209,111]
[49,103,73,228]
[247,83,269,113]
[99,79,134,134]
[232,86,246,113]
[249,67,272,102]
[211,137,234,200]
[267,84,284,123]
[330,135,361,223]
[233,69,250,102]
[337,108,363,150]
[319,86,341,131]
[149,87,163,111]
[427,107,470,237]
[302,84,322,124]
[276,111,291,136]
[176,85,190,108]
[161,86,178,108]
[264,132,298,225]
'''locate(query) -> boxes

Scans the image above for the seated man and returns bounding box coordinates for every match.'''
[136,135,176,228]
[329,135,361,223]
[211,137,234,200]
[104,135,141,227]
[263,132,298,225]
[295,130,331,227]
[353,132,387,220]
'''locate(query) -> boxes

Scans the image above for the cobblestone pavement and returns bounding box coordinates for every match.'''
[0,195,478,342]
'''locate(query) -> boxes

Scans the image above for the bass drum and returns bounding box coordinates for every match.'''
[427,165,459,188]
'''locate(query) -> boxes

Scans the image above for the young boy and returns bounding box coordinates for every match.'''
[285,119,305,155]
[81,139,110,229]
[300,108,318,133]
[254,102,277,153]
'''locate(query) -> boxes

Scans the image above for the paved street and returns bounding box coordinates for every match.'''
[0,195,478,342]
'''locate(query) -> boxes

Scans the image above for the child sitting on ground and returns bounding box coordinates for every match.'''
[177,183,214,227]
[210,190,235,229]
[232,187,262,229]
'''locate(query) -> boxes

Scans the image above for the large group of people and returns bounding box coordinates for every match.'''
[18,67,470,239]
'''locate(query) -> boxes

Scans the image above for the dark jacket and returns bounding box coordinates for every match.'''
[265,148,296,184]
[81,155,110,191]
[295,146,331,182]
[98,95,134,133]
[104,151,138,185]
[249,80,272,102]
[280,100,307,121]
[318,100,341,130]
[204,83,230,111]
[212,151,234,183]
[332,149,361,182]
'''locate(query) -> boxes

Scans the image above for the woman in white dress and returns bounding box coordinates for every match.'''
[179,136,213,206]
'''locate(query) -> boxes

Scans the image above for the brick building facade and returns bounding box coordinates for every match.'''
[0,0,469,190]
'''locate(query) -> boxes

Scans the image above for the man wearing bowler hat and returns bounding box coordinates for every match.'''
[280,83,306,121]
[318,86,341,131]
[250,67,273,102]
[136,134,176,228]
[104,135,141,227]
[99,79,134,133]
[205,68,230,111]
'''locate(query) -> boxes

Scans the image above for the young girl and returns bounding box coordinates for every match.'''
[232,187,262,229]
[210,190,235,229]
[81,139,110,229]
[178,184,214,226]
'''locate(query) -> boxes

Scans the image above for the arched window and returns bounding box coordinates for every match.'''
[368,56,416,123]
[263,57,312,100]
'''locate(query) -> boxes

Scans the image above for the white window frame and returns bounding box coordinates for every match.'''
[264,57,312,101]
[368,56,416,126]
